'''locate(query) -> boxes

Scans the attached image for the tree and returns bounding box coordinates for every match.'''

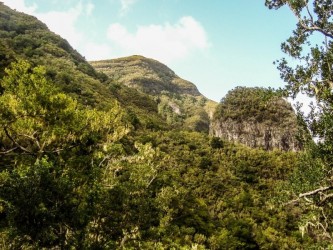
[266,0,333,244]
[0,60,130,248]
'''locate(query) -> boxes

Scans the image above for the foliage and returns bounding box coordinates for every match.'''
[91,56,218,132]
[90,56,200,96]
[212,87,301,151]
[214,87,294,125]
[0,60,131,248]
[0,2,169,131]
[0,60,310,248]
[0,3,325,248]
[266,0,333,245]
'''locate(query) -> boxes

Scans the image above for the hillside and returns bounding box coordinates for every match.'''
[91,56,217,132]
[91,55,200,96]
[0,3,323,249]
[0,3,167,130]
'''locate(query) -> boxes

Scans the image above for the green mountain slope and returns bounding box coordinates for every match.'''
[0,3,167,129]
[91,55,200,96]
[91,56,217,132]
[0,3,322,249]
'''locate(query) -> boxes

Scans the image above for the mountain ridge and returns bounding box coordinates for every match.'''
[0,1,301,148]
[90,55,202,96]
[91,55,218,132]
[0,2,169,130]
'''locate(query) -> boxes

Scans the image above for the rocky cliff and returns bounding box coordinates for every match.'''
[211,87,301,151]
[212,119,301,151]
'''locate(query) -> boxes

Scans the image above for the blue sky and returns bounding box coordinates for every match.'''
[3,0,297,102]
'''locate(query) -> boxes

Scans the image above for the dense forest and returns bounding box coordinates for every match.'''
[0,1,333,249]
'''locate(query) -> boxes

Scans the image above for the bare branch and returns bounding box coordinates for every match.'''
[299,21,333,39]
[146,173,157,189]
[3,127,32,154]
[18,133,41,150]
[98,155,111,168]
[305,2,314,23]
[320,193,333,204]
[46,144,78,154]
[0,147,18,155]
[285,186,333,206]
[299,186,333,198]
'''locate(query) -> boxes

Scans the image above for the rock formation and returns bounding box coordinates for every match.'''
[211,87,302,151]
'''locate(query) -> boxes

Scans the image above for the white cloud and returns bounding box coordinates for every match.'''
[106,16,210,63]
[2,0,37,14]
[2,1,209,63]
[82,42,113,61]
[2,0,97,57]
[85,2,94,16]
[36,4,84,49]
[120,0,137,16]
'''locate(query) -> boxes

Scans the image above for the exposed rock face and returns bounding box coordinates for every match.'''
[211,87,302,151]
[211,119,301,151]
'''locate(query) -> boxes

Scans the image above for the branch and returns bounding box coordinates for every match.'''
[146,173,157,189]
[305,2,314,24]
[320,193,333,204]
[3,127,32,154]
[299,21,333,39]
[0,146,18,155]
[284,186,333,206]
[98,155,111,168]
[46,144,79,154]
[299,186,333,198]
[18,133,41,150]
[304,78,333,86]
[288,4,333,39]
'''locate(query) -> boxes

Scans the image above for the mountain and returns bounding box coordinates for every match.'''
[90,55,200,96]
[0,3,319,249]
[0,1,302,145]
[0,3,167,130]
[211,87,302,151]
[91,56,217,132]
[91,57,301,150]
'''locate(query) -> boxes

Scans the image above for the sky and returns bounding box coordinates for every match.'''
[2,0,298,102]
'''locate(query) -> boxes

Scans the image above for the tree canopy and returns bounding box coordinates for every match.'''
[266,0,333,245]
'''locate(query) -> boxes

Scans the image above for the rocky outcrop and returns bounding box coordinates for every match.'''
[211,119,301,151]
[211,87,302,151]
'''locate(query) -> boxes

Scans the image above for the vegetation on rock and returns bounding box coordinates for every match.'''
[212,87,301,151]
